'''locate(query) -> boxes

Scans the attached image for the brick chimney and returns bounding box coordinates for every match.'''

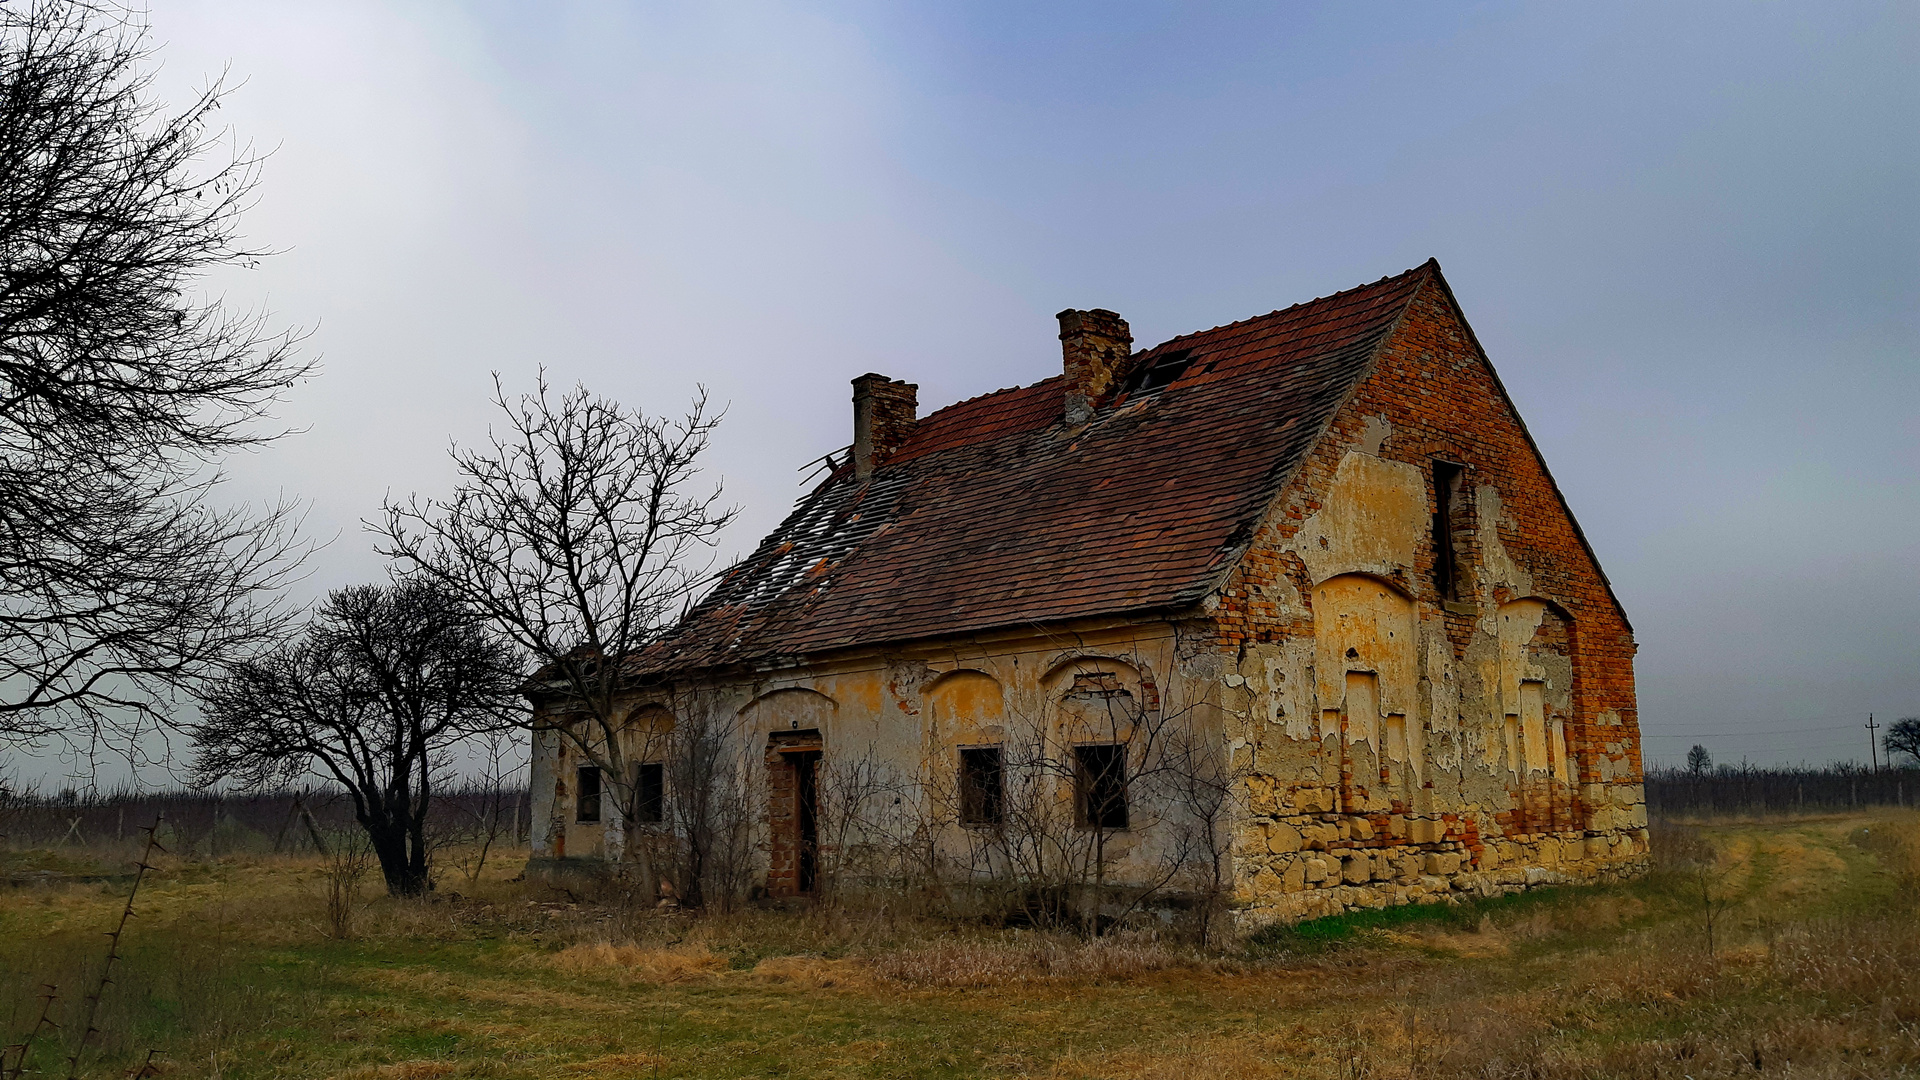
[851,373,918,480]
[1057,308,1132,425]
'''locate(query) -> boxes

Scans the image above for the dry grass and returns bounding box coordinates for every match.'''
[870,930,1215,988]
[2,815,1917,1078]
[542,940,728,984]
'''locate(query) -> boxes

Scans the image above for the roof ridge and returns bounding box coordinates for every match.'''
[910,263,1431,430]
[1146,260,1433,353]
[923,373,1061,418]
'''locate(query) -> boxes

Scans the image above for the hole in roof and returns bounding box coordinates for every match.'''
[1121,349,1193,395]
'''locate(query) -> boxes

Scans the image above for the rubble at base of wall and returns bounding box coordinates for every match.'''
[1229,832,1651,936]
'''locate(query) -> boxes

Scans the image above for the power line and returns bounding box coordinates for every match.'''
[1641,723,1860,738]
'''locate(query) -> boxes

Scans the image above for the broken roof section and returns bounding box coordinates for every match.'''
[643,261,1436,674]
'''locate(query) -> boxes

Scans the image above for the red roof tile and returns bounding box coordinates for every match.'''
[642,263,1434,672]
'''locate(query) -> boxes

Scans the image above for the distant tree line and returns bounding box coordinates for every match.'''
[0,783,529,863]
[1647,756,1919,816]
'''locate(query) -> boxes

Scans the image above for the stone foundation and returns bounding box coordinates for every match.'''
[1232,821,1651,931]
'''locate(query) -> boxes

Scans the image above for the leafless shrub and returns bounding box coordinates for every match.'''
[436,733,526,886]
[1333,1020,1374,1080]
[913,648,1234,936]
[61,819,164,1078]
[664,700,758,912]
[0,983,57,1080]
[812,746,931,907]
[1653,822,1731,956]
[321,831,374,940]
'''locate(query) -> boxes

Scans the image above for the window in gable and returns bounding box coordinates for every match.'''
[1432,460,1468,601]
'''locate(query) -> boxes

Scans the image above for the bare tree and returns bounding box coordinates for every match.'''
[189,581,522,896]
[373,375,734,893]
[1887,718,1920,768]
[0,1,311,751]
[1686,744,1712,778]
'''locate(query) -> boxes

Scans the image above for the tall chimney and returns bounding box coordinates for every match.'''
[1057,308,1132,425]
[851,373,918,480]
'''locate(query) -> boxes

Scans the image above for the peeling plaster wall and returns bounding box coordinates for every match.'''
[1212,278,1646,929]
[528,620,1226,898]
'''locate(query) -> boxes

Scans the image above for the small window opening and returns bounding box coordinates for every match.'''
[1120,349,1193,395]
[1075,744,1129,830]
[635,761,665,824]
[575,765,602,823]
[1432,460,1465,600]
[959,747,1004,826]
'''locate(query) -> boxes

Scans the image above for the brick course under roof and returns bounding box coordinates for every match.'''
[642,262,1436,674]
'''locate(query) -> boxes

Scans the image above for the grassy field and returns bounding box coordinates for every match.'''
[2,812,1916,1079]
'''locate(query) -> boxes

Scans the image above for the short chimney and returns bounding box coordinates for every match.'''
[851,373,918,480]
[1057,308,1132,425]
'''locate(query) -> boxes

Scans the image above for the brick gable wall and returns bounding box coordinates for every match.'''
[1211,276,1646,925]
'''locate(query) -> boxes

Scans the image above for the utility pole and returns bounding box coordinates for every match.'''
[1866,713,1880,772]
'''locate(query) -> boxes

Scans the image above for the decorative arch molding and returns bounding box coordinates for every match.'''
[1494,599,1577,708]
[1497,594,1576,624]
[924,670,1008,747]
[738,686,838,714]
[1037,652,1146,690]
[625,702,678,732]
[924,668,1003,696]
[1310,575,1417,691]
[1307,568,1416,601]
[924,670,1008,718]
[738,687,838,736]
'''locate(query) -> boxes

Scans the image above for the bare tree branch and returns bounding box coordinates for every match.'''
[0,0,313,749]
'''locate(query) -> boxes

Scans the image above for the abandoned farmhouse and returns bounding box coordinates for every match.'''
[527,260,1648,928]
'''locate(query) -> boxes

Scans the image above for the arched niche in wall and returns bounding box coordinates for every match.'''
[1311,574,1416,750]
[1495,599,1576,784]
[925,670,1007,746]
[740,687,837,741]
[623,703,677,763]
[1040,655,1148,743]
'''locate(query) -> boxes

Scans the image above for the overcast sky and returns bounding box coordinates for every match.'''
[16,1,1917,782]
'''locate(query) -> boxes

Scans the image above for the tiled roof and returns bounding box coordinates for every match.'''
[643,262,1434,673]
